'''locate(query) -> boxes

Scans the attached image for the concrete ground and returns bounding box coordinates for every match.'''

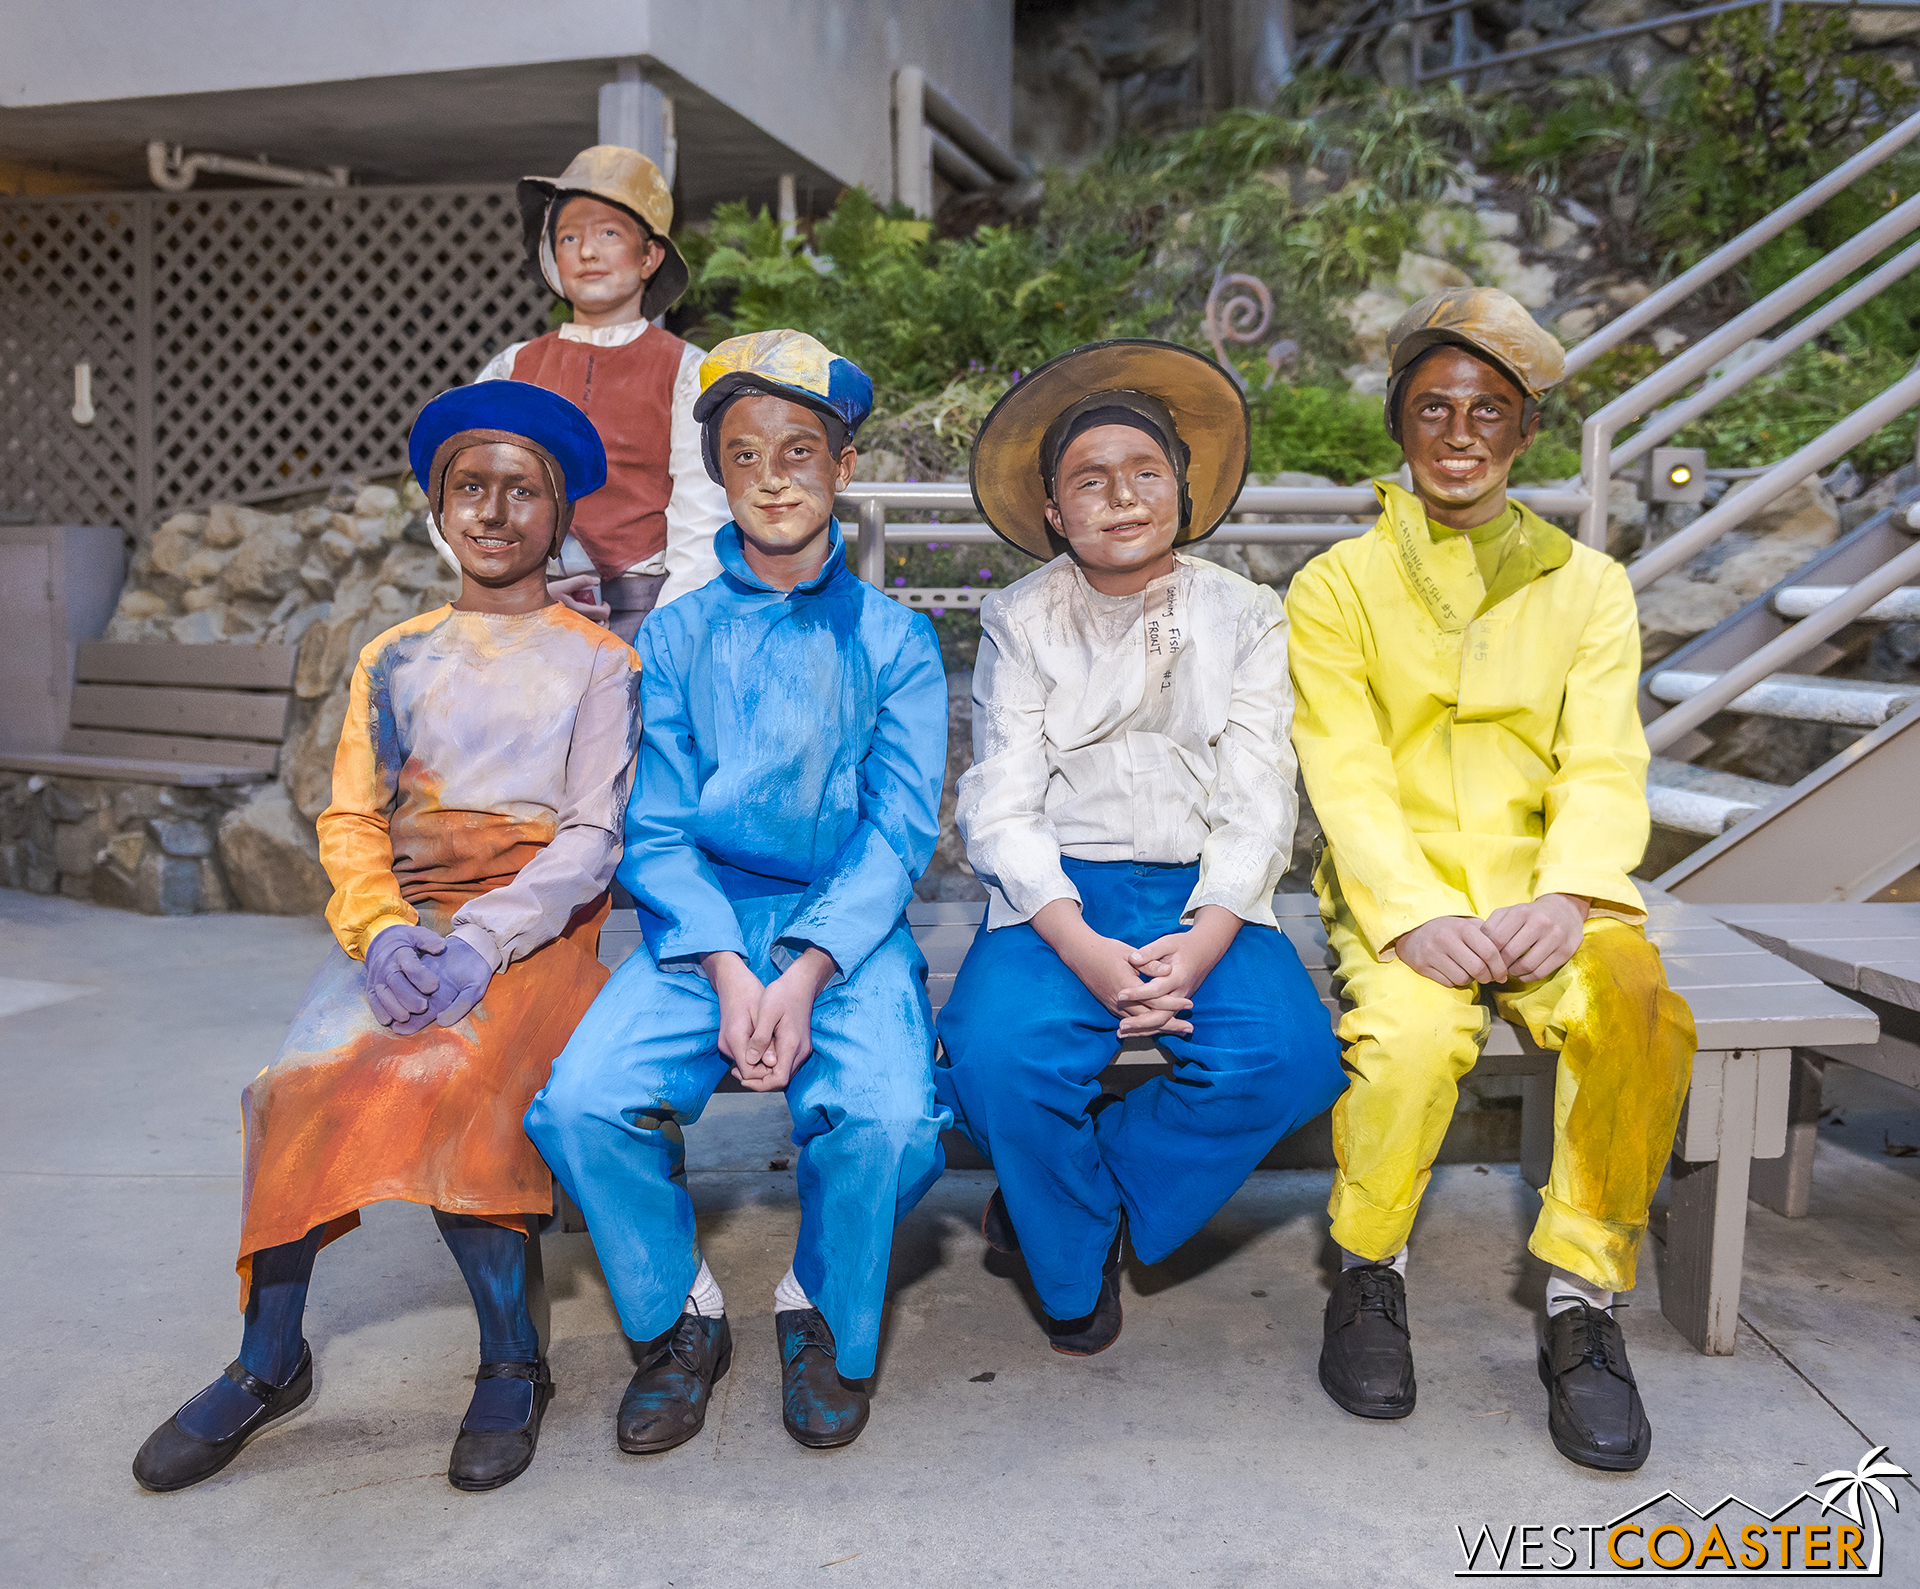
[3,890,1918,1588]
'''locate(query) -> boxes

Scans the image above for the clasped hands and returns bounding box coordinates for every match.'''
[702,945,839,1092]
[1032,900,1242,1039]
[365,923,494,1036]
[1392,894,1590,989]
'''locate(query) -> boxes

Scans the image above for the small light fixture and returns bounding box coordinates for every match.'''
[1651,446,1707,504]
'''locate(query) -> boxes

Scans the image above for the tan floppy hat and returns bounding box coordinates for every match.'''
[970,339,1250,561]
[517,145,689,320]
[1384,287,1565,440]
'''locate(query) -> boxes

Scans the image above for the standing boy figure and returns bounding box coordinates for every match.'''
[527,329,951,1451]
[937,339,1347,1355]
[451,145,730,636]
[1286,288,1696,1470]
[134,383,641,1494]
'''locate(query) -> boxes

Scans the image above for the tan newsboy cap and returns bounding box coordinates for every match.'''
[1385,287,1565,438]
[516,145,688,320]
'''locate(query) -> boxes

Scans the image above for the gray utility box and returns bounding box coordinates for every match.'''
[0,526,126,753]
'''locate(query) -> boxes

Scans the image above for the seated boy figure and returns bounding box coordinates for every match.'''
[526,330,950,1451]
[1286,288,1696,1471]
[134,382,642,1494]
[937,339,1347,1355]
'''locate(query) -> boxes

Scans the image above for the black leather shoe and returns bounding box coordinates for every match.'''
[618,1313,732,1454]
[1319,1264,1416,1419]
[981,1188,1019,1254]
[132,1343,314,1492]
[1538,1302,1652,1471]
[777,1308,870,1449]
[1044,1221,1124,1356]
[448,1359,553,1492]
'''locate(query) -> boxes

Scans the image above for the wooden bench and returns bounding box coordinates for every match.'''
[0,641,298,788]
[596,891,1879,1357]
[1704,902,1920,1219]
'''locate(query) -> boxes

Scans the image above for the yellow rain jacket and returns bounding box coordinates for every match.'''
[1285,480,1649,955]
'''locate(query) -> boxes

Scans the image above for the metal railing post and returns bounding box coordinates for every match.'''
[857,497,887,586]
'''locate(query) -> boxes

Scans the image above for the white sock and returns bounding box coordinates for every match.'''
[1546,1266,1614,1317]
[772,1265,813,1314]
[1342,1244,1408,1276]
[682,1258,726,1318]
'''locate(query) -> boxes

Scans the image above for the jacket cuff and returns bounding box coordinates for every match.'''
[1533,868,1645,922]
[448,922,504,974]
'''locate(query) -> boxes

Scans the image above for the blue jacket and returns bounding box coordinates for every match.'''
[621,519,948,980]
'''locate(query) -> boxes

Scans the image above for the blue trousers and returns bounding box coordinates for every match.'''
[525,892,949,1379]
[935,860,1346,1318]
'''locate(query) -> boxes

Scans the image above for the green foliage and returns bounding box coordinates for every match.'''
[1246,383,1401,482]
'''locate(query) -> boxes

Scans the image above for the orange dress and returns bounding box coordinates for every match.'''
[235,603,640,1302]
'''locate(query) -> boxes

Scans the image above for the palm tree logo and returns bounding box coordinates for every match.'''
[1815,1445,1909,1571]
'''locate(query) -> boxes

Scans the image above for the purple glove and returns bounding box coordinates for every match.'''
[365,923,448,1036]
[431,935,494,1029]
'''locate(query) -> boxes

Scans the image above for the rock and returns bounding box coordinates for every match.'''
[378,542,447,594]
[1341,362,1391,397]
[1476,209,1521,240]
[104,830,146,874]
[53,819,102,878]
[42,780,93,823]
[1468,240,1557,307]
[198,857,234,912]
[182,586,224,614]
[355,484,400,518]
[112,785,167,827]
[1394,252,1472,298]
[1562,199,1602,228]
[299,556,337,600]
[219,518,306,601]
[1504,25,1541,51]
[148,517,203,578]
[103,615,174,644]
[1417,206,1478,255]
[1556,305,1604,341]
[1580,0,1655,26]
[148,815,214,858]
[314,526,358,573]
[401,478,429,513]
[294,617,342,699]
[292,506,336,538]
[114,589,171,621]
[1343,288,1410,363]
[218,786,332,914]
[1635,479,1840,642]
[1606,476,1649,558]
[1651,327,1688,355]
[279,602,331,649]
[1374,20,1415,88]
[285,687,351,820]
[179,546,235,586]
[204,502,263,548]
[1538,214,1580,251]
[169,609,227,644]
[221,600,274,641]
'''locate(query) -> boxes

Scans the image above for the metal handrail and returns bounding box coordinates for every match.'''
[1644,535,1920,750]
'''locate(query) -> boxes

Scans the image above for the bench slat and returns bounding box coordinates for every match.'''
[69,684,290,744]
[0,750,269,787]
[75,640,298,691]
[58,728,279,773]
[1859,959,1920,1012]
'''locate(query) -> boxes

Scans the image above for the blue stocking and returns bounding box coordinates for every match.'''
[176,1226,322,1440]
[433,1209,539,1431]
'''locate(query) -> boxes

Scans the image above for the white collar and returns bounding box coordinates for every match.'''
[556,319,649,348]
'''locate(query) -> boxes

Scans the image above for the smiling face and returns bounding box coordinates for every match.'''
[1399,345,1537,530]
[552,195,664,325]
[441,442,561,610]
[717,393,857,587]
[1043,422,1182,594]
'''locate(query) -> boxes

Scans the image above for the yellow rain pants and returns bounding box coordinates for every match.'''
[1287,481,1698,1292]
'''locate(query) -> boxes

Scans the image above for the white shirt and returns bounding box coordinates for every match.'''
[957,553,1299,931]
[459,319,729,606]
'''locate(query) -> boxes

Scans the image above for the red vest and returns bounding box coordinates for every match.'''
[511,327,685,579]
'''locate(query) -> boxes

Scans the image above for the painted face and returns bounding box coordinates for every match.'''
[440,442,561,589]
[552,196,663,317]
[1043,422,1181,579]
[717,392,856,557]
[1399,345,1536,526]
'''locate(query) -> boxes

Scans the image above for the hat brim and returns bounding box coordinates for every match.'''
[970,340,1250,561]
[516,177,690,319]
[408,381,608,503]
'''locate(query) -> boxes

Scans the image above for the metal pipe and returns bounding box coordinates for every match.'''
[893,67,931,217]
[858,497,887,585]
[1578,189,1920,544]
[922,78,1024,184]
[838,482,1590,516]
[930,131,995,193]
[1613,234,1920,472]
[146,140,348,192]
[1564,102,1920,377]
[1644,537,1920,750]
[1627,366,1920,589]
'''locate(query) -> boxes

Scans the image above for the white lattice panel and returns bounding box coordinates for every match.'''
[1,184,549,533]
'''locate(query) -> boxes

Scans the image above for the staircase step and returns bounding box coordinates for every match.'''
[1645,758,1785,836]
[1772,584,1920,621]
[1648,670,1920,727]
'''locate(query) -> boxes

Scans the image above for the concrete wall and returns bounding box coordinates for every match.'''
[0,0,1011,196]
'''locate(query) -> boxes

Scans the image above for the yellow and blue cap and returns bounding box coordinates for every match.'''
[693,329,874,484]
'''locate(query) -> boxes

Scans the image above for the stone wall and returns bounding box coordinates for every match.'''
[3,476,460,916]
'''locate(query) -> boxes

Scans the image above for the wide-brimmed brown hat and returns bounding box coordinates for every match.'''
[1384,287,1565,440]
[971,339,1250,561]
[517,145,689,320]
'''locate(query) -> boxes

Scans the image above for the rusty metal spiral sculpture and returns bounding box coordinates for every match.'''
[1203,271,1274,389]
